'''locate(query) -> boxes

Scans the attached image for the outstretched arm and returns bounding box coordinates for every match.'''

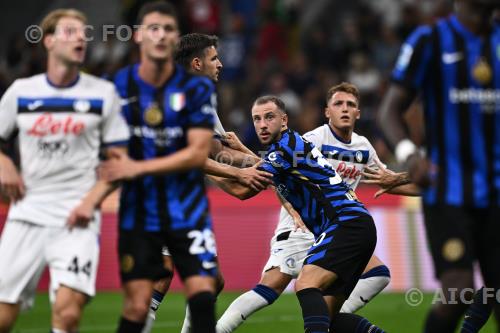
[207,175,260,200]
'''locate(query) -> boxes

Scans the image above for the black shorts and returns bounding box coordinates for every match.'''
[304,214,377,297]
[423,205,500,288]
[119,224,218,283]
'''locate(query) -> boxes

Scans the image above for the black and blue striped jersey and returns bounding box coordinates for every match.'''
[392,15,500,208]
[259,129,370,236]
[114,64,216,232]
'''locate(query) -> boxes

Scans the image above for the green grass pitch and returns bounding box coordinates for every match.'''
[14,292,498,332]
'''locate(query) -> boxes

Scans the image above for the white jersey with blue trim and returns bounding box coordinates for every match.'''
[0,73,129,228]
[275,124,381,235]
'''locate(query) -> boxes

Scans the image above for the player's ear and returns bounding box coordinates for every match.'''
[133,29,141,44]
[282,112,288,126]
[355,108,361,120]
[191,57,202,71]
[43,33,55,50]
[324,107,330,119]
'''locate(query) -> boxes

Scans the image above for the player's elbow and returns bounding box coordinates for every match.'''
[235,188,257,200]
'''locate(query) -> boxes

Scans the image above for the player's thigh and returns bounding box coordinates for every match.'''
[423,205,475,279]
[304,216,376,297]
[0,220,47,309]
[165,222,218,282]
[263,230,314,278]
[118,230,167,283]
[46,226,100,302]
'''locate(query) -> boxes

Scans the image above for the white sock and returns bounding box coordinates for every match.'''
[180,304,192,333]
[340,275,391,313]
[142,296,162,333]
[216,290,270,333]
[51,329,68,333]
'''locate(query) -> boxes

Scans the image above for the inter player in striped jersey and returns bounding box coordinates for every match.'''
[379,0,500,331]
[140,33,270,333]
[215,82,419,333]
[100,3,267,333]
[211,95,385,333]
[0,9,129,333]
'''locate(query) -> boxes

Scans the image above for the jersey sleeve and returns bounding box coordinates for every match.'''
[258,144,293,176]
[366,139,386,169]
[391,25,433,91]
[302,130,322,150]
[185,77,216,130]
[101,87,130,146]
[0,82,19,141]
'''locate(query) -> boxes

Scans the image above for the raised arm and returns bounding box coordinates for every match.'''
[206,175,259,200]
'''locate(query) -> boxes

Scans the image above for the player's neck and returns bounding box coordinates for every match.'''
[329,123,352,143]
[46,57,80,88]
[138,58,174,88]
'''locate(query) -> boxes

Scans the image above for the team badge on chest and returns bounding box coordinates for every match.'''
[472,58,492,85]
[144,102,163,126]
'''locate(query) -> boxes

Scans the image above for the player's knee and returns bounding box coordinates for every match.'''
[53,305,81,330]
[125,297,151,320]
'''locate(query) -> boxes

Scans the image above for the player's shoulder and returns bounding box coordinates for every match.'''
[181,68,215,91]
[351,131,375,149]
[8,73,45,92]
[304,124,328,140]
[79,72,116,93]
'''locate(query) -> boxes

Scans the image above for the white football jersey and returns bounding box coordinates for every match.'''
[275,124,382,235]
[0,73,129,228]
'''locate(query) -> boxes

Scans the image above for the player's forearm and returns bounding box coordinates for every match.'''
[207,175,258,200]
[82,180,120,208]
[203,158,240,178]
[378,85,415,148]
[221,145,260,167]
[387,183,421,196]
[139,146,209,176]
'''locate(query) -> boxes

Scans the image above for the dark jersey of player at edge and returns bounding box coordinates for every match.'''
[259,128,370,236]
[392,14,500,208]
[114,63,216,232]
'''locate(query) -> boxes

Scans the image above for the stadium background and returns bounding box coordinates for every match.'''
[0,0,495,331]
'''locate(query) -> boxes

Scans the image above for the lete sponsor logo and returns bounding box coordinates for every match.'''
[27,113,85,136]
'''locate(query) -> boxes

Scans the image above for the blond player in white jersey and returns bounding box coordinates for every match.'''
[216,82,415,333]
[0,9,129,333]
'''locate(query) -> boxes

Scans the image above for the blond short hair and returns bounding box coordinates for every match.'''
[40,8,87,36]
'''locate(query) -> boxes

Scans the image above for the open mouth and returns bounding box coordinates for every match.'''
[340,115,350,120]
[74,45,85,53]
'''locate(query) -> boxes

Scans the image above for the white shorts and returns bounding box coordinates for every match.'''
[263,229,315,278]
[0,220,100,310]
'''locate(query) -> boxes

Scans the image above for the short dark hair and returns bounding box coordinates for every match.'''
[326,82,360,105]
[174,33,219,70]
[136,1,178,25]
[253,95,286,114]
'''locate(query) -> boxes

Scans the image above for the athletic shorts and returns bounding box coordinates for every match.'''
[304,215,377,297]
[0,220,100,310]
[119,225,218,282]
[263,229,315,278]
[423,205,500,288]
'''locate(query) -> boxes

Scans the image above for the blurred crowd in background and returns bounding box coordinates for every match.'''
[0,0,453,164]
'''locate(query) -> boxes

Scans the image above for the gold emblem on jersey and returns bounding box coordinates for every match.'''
[144,103,163,126]
[472,58,492,85]
[120,254,135,273]
[442,238,465,262]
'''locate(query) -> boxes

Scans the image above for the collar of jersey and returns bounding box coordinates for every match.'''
[449,15,481,42]
[327,124,351,144]
[45,73,80,89]
[132,63,178,91]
